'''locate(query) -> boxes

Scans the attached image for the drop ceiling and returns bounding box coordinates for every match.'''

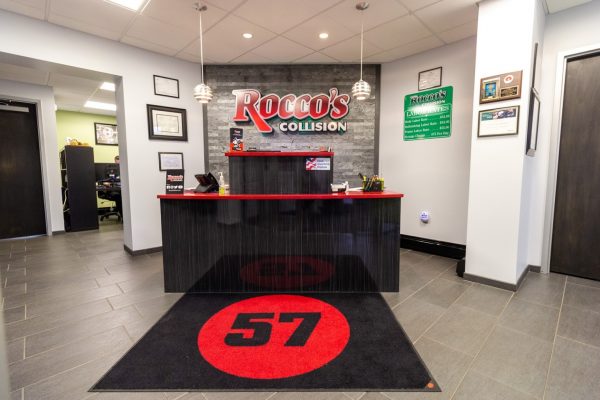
[0,0,480,64]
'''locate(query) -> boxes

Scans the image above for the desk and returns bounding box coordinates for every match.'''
[158,191,402,293]
[97,185,122,220]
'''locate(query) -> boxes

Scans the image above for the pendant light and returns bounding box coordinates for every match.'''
[352,2,371,101]
[193,3,213,103]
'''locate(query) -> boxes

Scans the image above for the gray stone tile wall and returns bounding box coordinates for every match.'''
[205,64,379,186]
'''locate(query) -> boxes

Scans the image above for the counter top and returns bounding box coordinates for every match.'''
[225,151,334,157]
[158,190,403,200]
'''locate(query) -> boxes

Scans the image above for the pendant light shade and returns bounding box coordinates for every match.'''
[353,2,370,101]
[194,3,212,103]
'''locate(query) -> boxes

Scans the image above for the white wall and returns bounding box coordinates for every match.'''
[529,0,600,270]
[380,37,476,245]
[0,10,204,251]
[465,0,538,285]
[0,79,63,234]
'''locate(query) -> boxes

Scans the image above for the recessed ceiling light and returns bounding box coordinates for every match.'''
[242,33,253,39]
[104,0,146,12]
[84,101,117,111]
[319,32,329,39]
[100,82,116,91]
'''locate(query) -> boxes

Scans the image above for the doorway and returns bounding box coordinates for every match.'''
[550,53,600,281]
[0,100,46,239]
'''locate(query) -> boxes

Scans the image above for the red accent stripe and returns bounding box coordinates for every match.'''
[225,152,334,157]
[158,191,404,200]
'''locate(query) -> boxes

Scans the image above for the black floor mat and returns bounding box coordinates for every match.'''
[92,293,438,392]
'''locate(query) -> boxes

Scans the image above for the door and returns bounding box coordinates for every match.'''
[0,101,46,239]
[550,53,600,280]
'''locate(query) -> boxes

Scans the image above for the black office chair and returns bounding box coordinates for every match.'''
[98,188,122,222]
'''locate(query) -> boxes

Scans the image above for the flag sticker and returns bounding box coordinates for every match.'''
[306,157,331,171]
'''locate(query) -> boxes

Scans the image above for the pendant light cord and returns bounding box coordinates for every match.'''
[198,4,205,84]
[360,19,364,81]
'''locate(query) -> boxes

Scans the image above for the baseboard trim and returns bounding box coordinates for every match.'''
[123,245,162,256]
[401,235,466,260]
[51,230,66,235]
[464,265,530,292]
[529,265,542,273]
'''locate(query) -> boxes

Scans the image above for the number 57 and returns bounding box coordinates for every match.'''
[224,312,321,347]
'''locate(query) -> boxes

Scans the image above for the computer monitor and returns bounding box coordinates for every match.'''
[95,163,120,182]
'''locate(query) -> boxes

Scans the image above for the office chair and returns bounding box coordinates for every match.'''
[98,188,122,222]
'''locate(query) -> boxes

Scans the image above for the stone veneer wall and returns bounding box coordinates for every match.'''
[204,64,380,185]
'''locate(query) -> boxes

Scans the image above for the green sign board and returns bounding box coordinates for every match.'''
[404,86,453,141]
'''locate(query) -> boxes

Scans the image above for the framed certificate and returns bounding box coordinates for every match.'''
[418,67,442,91]
[147,104,188,141]
[158,152,184,171]
[153,75,179,98]
[94,123,118,146]
[478,106,520,137]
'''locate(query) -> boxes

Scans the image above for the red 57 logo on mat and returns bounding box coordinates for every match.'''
[198,295,350,379]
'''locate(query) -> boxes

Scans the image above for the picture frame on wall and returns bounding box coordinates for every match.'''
[479,71,522,104]
[153,75,179,98]
[158,152,184,171]
[147,104,188,141]
[94,123,118,146]
[526,89,541,156]
[478,106,520,137]
[418,67,442,91]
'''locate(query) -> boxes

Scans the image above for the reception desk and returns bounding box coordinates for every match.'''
[158,191,402,293]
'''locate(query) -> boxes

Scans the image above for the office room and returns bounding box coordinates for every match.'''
[1,0,600,399]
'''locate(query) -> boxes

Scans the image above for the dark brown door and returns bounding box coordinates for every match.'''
[551,54,600,280]
[0,101,46,239]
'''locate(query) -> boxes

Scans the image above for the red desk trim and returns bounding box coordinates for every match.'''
[225,151,334,157]
[158,191,403,200]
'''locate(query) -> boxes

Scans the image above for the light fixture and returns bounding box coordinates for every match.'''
[319,32,329,39]
[193,3,213,104]
[104,0,146,12]
[352,2,371,101]
[242,33,253,39]
[84,101,117,111]
[100,82,115,91]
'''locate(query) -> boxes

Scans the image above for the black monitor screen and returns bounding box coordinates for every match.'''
[95,163,120,182]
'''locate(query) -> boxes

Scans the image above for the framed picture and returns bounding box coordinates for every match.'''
[481,78,500,103]
[418,67,442,91]
[147,104,188,141]
[158,152,184,171]
[153,75,179,98]
[526,89,541,156]
[479,71,522,104]
[478,106,520,137]
[94,123,118,146]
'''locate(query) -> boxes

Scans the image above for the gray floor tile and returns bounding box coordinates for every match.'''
[9,326,132,389]
[3,279,100,309]
[407,337,472,397]
[382,290,414,309]
[401,251,433,267]
[7,338,24,364]
[1,283,26,298]
[95,263,161,287]
[567,275,600,289]
[472,326,552,398]
[26,285,122,317]
[3,306,25,324]
[454,284,512,317]
[400,265,435,293]
[424,304,495,356]
[92,393,169,399]
[498,298,559,342]
[270,393,350,400]
[393,296,446,341]
[118,270,164,293]
[133,293,182,319]
[123,316,160,341]
[413,278,469,309]
[342,392,364,400]
[107,280,169,309]
[557,305,600,348]
[514,272,565,308]
[10,389,22,400]
[203,393,275,400]
[452,371,537,400]
[546,336,600,400]
[25,305,142,357]
[563,282,600,312]
[6,299,113,341]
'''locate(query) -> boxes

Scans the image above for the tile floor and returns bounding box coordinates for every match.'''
[2,224,599,400]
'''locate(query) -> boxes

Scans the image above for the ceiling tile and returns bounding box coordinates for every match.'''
[320,0,409,34]
[0,61,49,85]
[121,35,176,56]
[123,15,196,53]
[233,0,341,34]
[415,0,478,33]
[363,14,431,51]
[438,19,477,44]
[293,51,339,63]
[181,14,276,63]
[320,35,383,62]
[48,72,101,95]
[176,52,216,64]
[229,52,276,64]
[283,13,355,51]
[89,89,116,103]
[365,35,443,62]
[54,92,90,105]
[142,0,227,34]
[251,37,314,63]
[396,0,442,12]
[545,0,591,13]
[204,0,246,12]
[0,0,46,20]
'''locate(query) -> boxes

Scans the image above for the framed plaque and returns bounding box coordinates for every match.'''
[153,75,179,98]
[418,67,442,91]
[147,104,188,141]
[478,106,520,137]
[94,123,118,146]
[479,71,522,104]
[158,152,184,171]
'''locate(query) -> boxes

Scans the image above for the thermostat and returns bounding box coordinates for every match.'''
[420,211,430,223]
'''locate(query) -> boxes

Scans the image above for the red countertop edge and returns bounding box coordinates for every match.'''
[157,191,404,200]
[225,151,334,157]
